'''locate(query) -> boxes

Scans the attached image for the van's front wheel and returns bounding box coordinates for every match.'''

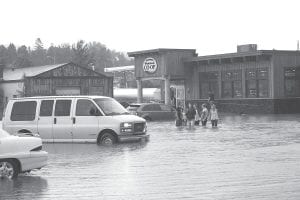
[99,133,116,145]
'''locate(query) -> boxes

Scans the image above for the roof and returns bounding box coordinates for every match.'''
[185,49,300,63]
[2,63,67,81]
[128,48,196,57]
[104,65,135,73]
[12,95,111,100]
[2,62,112,81]
[185,51,264,62]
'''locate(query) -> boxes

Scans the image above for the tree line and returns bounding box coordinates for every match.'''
[0,38,133,72]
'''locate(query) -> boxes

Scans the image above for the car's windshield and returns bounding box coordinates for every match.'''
[93,98,129,116]
[0,129,10,138]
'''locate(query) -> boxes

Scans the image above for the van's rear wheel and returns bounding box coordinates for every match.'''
[0,160,19,179]
[100,133,116,145]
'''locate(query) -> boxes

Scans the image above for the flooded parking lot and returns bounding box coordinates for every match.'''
[1,114,300,200]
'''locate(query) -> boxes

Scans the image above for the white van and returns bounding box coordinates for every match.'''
[2,96,149,145]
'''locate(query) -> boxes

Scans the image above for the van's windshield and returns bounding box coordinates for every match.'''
[93,98,129,116]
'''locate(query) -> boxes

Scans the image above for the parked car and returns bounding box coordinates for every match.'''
[127,103,176,121]
[0,129,48,179]
[2,96,149,145]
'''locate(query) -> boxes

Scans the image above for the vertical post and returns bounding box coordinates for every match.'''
[137,78,143,103]
[218,70,222,99]
[242,68,246,98]
[165,76,171,105]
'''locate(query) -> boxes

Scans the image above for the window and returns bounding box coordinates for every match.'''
[221,70,242,98]
[76,99,100,116]
[93,98,128,115]
[160,105,172,111]
[258,80,269,97]
[222,81,232,98]
[40,100,54,116]
[233,81,242,98]
[54,100,72,116]
[11,101,37,121]
[284,68,300,97]
[246,80,257,97]
[142,104,161,111]
[246,68,269,98]
[199,72,219,99]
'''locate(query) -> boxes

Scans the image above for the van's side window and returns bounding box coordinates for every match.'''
[55,100,72,116]
[11,101,37,121]
[76,99,100,116]
[40,100,54,116]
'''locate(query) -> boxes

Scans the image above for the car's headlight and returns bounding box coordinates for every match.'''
[120,122,133,133]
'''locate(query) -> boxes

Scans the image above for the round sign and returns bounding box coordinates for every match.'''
[143,57,158,73]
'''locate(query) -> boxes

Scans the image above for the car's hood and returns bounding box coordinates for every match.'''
[109,114,146,123]
[0,135,42,155]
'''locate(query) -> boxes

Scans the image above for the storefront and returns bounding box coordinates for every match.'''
[129,45,300,113]
[128,49,196,108]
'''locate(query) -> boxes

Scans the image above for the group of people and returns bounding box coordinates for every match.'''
[175,102,219,128]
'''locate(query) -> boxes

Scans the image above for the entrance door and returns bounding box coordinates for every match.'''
[37,100,54,142]
[53,99,73,142]
[176,85,185,108]
[72,99,100,143]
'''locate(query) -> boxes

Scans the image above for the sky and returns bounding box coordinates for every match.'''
[1,0,300,56]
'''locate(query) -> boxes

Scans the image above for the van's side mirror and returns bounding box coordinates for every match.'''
[90,108,100,116]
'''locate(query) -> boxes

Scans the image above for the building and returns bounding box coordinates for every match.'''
[128,45,300,113]
[0,62,113,115]
[104,65,135,88]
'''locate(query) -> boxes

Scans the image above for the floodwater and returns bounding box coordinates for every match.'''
[1,114,300,200]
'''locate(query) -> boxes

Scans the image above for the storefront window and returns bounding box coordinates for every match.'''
[246,80,257,97]
[284,68,300,97]
[199,72,219,99]
[233,81,242,98]
[221,70,242,98]
[222,81,232,98]
[246,68,269,98]
[258,80,269,97]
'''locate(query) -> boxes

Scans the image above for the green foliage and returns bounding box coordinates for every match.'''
[0,38,133,71]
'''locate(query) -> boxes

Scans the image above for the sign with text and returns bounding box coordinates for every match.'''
[143,57,158,73]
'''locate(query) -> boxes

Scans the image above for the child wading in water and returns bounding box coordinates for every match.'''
[200,104,209,126]
[209,104,219,127]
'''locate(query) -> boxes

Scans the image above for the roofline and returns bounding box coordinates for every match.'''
[128,48,196,57]
[185,51,264,62]
[185,49,300,62]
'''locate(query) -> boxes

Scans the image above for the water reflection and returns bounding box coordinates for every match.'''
[0,176,48,200]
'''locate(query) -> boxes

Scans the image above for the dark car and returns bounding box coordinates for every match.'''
[127,103,176,121]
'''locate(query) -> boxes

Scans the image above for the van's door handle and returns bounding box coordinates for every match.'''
[54,118,57,124]
[72,117,76,124]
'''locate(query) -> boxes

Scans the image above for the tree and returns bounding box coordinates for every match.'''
[34,38,44,50]
[15,45,32,67]
[71,40,93,67]
[0,45,7,65]
[31,38,46,66]
[6,43,17,66]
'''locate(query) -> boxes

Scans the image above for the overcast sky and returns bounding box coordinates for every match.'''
[1,0,300,55]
